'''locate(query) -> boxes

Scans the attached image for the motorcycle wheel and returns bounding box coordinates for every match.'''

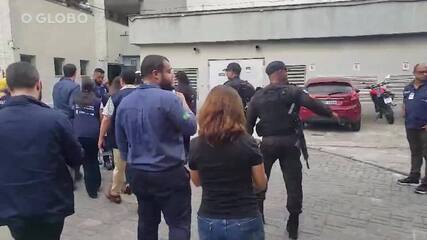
[384,106,394,124]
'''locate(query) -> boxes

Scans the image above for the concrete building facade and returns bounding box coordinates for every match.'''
[0,0,139,104]
[0,0,14,75]
[130,0,427,103]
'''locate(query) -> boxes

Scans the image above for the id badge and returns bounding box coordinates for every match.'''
[408,92,415,100]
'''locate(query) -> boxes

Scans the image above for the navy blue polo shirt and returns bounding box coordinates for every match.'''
[52,78,80,119]
[95,84,108,98]
[403,82,427,129]
[72,97,101,139]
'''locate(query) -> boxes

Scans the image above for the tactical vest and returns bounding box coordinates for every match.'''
[254,85,301,137]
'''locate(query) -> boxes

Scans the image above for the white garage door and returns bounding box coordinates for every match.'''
[208,58,267,90]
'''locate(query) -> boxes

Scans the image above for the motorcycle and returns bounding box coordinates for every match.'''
[366,80,395,124]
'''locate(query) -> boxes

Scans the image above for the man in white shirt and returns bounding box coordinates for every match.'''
[98,70,137,203]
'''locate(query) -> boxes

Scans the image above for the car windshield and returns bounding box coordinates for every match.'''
[307,83,353,95]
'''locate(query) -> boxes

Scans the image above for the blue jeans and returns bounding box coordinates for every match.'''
[198,215,265,240]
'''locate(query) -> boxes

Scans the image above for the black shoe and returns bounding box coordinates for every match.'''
[104,158,114,171]
[415,184,427,194]
[397,177,420,186]
[286,214,299,240]
[88,192,98,199]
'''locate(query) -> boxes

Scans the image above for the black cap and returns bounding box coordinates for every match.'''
[266,61,287,76]
[224,62,242,74]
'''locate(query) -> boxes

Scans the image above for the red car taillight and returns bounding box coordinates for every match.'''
[340,93,359,106]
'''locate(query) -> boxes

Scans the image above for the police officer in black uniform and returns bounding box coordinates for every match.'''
[224,62,256,110]
[246,61,336,240]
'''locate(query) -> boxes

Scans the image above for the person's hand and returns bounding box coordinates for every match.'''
[176,92,191,111]
[175,92,186,104]
[98,138,105,152]
[423,125,427,132]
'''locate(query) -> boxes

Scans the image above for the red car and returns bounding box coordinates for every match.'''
[299,77,362,131]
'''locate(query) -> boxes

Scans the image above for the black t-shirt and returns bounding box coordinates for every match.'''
[189,134,263,219]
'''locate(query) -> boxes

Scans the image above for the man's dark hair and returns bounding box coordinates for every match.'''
[176,71,190,85]
[63,64,77,78]
[413,63,427,73]
[6,62,40,91]
[266,61,287,76]
[110,76,122,94]
[120,70,136,85]
[140,55,169,78]
[225,62,242,76]
[94,68,105,74]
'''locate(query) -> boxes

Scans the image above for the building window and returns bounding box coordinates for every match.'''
[80,60,89,76]
[54,57,65,76]
[20,54,36,66]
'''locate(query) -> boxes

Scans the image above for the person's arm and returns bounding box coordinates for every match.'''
[98,97,114,151]
[247,83,256,101]
[244,135,267,191]
[188,138,201,187]
[97,102,102,121]
[68,86,80,110]
[299,89,334,117]
[246,99,258,135]
[98,117,111,151]
[190,170,201,187]
[166,93,197,136]
[57,116,83,167]
[115,106,128,162]
[402,89,407,118]
[71,103,76,119]
[252,163,267,191]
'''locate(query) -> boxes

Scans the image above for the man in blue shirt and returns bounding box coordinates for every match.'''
[52,63,82,181]
[52,64,80,119]
[116,55,197,240]
[0,62,82,240]
[93,68,109,104]
[398,63,427,194]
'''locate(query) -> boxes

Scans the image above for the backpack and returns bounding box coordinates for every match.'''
[235,80,255,107]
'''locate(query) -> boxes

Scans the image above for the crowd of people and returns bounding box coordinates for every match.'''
[0,56,426,240]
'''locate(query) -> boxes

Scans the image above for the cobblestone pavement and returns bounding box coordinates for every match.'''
[305,103,412,176]
[2,149,426,240]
